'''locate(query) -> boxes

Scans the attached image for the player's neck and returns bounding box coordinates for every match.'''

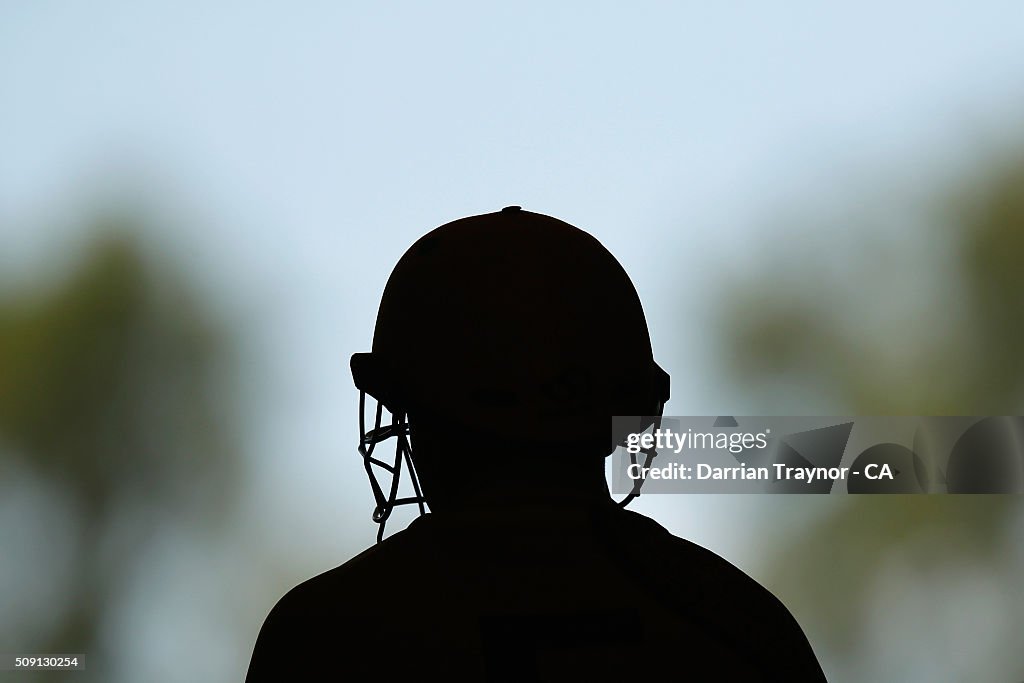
[429,453,612,513]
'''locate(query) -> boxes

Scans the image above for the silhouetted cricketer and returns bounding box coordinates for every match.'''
[246,207,827,681]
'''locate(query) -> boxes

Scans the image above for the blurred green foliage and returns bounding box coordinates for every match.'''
[0,215,238,669]
[718,150,1024,666]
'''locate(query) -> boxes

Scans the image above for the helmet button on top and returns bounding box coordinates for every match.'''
[501,205,522,213]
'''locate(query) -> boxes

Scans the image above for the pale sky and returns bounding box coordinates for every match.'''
[2,3,1024,680]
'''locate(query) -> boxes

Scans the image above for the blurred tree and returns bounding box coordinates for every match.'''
[0,214,239,677]
[716,149,1024,668]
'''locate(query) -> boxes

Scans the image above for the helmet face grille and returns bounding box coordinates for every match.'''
[355,384,667,542]
[357,389,426,542]
[615,414,663,508]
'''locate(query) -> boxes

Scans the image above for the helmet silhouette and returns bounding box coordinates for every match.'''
[354,206,668,440]
[351,207,668,537]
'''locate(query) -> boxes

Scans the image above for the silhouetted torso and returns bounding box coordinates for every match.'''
[247,501,826,682]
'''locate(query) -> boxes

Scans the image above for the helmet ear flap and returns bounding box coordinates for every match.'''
[651,362,670,416]
[351,353,406,415]
[629,361,670,422]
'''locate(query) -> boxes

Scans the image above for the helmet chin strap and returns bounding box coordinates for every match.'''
[357,390,427,543]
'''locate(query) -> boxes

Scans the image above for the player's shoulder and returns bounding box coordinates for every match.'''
[596,506,753,574]
[600,507,826,676]
[607,507,790,607]
[602,511,811,630]
[246,523,436,681]
[272,516,437,616]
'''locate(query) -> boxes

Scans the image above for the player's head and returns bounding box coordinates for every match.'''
[351,207,668,537]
